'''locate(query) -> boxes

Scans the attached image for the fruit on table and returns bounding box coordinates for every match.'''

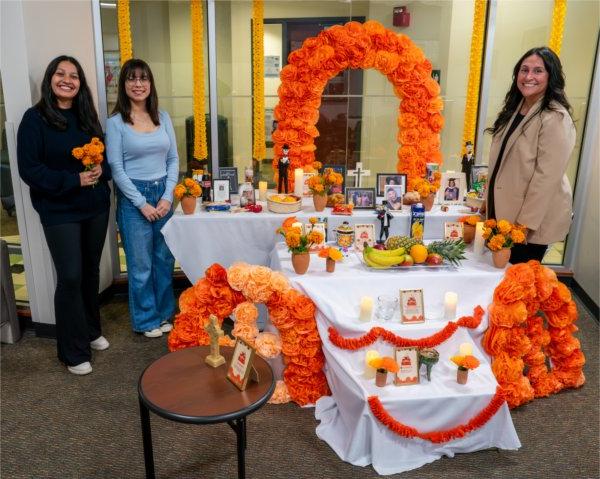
[385,235,423,251]
[401,255,415,266]
[373,243,386,250]
[425,253,443,265]
[409,244,428,264]
[426,239,466,266]
[270,194,300,203]
[363,244,406,268]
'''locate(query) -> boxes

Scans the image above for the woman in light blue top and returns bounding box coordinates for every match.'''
[105,59,179,338]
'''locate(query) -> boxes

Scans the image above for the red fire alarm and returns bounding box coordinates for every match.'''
[393,6,410,27]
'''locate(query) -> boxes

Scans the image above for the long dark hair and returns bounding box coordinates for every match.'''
[112,59,160,125]
[35,55,102,136]
[486,47,572,136]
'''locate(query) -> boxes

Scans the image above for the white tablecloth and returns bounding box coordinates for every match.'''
[162,194,470,283]
[271,244,520,475]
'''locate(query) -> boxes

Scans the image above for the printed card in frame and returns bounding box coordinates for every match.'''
[354,224,375,251]
[444,222,463,241]
[212,179,231,203]
[226,338,256,391]
[399,289,425,324]
[394,347,420,386]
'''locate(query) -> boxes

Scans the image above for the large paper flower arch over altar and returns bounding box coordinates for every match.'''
[272,20,444,190]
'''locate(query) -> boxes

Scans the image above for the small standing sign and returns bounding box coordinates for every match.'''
[227,338,257,391]
[394,347,420,386]
[354,224,375,251]
[444,222,464,241]
[399,289,425,324]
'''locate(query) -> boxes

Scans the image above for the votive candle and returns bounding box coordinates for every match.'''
[364,350,380,379]
[474,221,485,256]
[359,296,373,322]
[294,168,304,197]
[459,342,473,356]
[443,292,458,320]
[258,181,268,201]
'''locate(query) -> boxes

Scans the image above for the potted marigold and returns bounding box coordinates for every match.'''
[458,215,482,244]
[409,173,441,211]
[482,219,527,268]
[318,246,343,273]
[307,165,344,212]
[276,218,325,274]
[450,354,480,384]
[174,178,202,215]
[369,356,400,387]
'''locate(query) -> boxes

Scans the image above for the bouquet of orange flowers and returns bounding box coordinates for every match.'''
[276,217,324,254]
[369,356,399,373]
[318,246,343,262]
[72,137,104,171]
[307,167,344,196]
[450,354,480,371]
[482,219,526,251]
[458,215,481,227]
[174,178,202,200]
[409,172,441,199]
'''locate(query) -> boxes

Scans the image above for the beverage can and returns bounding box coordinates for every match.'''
[410,203,425,239]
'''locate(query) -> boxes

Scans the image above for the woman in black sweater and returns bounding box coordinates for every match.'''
[17,56,112,375]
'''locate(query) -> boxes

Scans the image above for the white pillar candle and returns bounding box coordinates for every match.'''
[294,168,304,197]
[443,292,458,321]
[364,350,380,379]
[459,342,473,356]
[474,221,485,256]
[258,181,268,201]
[359,296,373,322]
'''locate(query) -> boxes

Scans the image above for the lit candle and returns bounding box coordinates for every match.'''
[474,221,485,256]
[459,342,473,356]
[258,181,268,201]
[359,296,373,322]
[443,292,458,320]
[294,168,304,197]
[364,350,380,379]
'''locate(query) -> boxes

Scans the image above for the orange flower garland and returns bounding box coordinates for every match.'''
[482,261,585,409]
[329,306,484,350]
[272,20,444,190]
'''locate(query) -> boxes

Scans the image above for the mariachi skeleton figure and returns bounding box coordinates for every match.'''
[376,202,393,244]
[277,144,290,193]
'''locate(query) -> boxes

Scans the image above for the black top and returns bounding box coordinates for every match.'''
[17,107,111,226]
[487,113,525,220]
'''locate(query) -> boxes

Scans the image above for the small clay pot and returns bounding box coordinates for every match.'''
[463,224,475,244]
[313,193,327,212]
[375,369,388,387]
[291,252,310,275]
[421,193,435,211]
[326,257,335,273]
[457,368,469,385]
[181,196,196,215]
[492,248,511,268]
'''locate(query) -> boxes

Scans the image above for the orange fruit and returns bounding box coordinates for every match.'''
[409,244,428,264]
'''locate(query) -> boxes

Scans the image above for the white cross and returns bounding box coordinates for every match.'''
[347,162,371,187]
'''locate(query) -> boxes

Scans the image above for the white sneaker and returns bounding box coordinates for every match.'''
[159,322,173,333]
[68,362,93,375]
[144,328,163,338]
[90,336,110,351]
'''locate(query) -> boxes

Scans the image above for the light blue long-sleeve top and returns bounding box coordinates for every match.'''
[105,110,179,209]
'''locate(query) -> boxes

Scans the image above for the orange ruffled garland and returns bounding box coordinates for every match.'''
[482,261,585,409]
[329,306,484,350]
[368,386,505,443]
[272,20,444,190]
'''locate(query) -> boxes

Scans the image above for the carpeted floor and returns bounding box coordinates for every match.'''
[1,293,598,479]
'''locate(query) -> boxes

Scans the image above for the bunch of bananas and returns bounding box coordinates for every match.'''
[362,243,406,269]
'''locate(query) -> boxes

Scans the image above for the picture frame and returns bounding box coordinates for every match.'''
[426,163,440,183]
[384,185,404,211]
[323,164,346,194]
[226,338,256,391]
[438,172,467,205]
[471,165,488,193]
[444,222,464,241]
[376,173,407,197]
[346,187,376,209]
[219,167,239,194]
[394,347,420,386]
[212,179,230,203]
[303,172,316,196]
[238,182,256,207]
[399,289,425,324]
[354,223,375,251]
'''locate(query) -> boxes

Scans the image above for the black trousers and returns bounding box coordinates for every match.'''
[510,242,547,264]
[42,211,109,366]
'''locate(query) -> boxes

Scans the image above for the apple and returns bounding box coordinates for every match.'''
[401,255,415,266]
[373,243,386,250]
[426,253,443,265]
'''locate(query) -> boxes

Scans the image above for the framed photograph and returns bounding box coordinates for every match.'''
[103,51,120,103]
[264,55,280,77]
[219,167,239,194]
[384,185,404,211]
[438,172,466,205]
[238,182,256,207]
[226,338,256,391]
[399,289,425,324]
[444,222,463,241]
[354,223,375,251]
[376,173,407,197]
[323,164,346,194]
[212,179,230,203]
[303,173,316,196]
[346,187,376,209]
[431,69,441,84]
[471,165,488,193]
[426,163,439,183]
[394,347,420,386]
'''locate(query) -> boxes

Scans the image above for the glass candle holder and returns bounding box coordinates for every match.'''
[376,295,398,321]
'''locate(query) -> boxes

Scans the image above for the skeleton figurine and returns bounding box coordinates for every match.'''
[277,144,290,193]
[376,201,393,244]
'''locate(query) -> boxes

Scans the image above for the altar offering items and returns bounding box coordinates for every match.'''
[302,173,316,196]
[277,218,324,274]
[444,292,458,320]
[402,191,421,206]
[465,192,484,211]
[348,162,371,188]
[244,203,262,213]
[376,173,407,197]
[238,182,256,207]
[359,296,374,322]
[267,193,302,213]
[459,342,473,356]
[419,348,439,381]
[319,246,343,272]
[458,215,481,243]
[400,289,424,324]
[332,203,354,216]
[219,167,239,194]
[444,222,463,241]
[364,350,381,379]
[277,144,290,193]
[335,222,354,250]
[362,243,408,269]
[482,219,527,268]
[201,169,212,202]
[305,219,327,251]
[376,204,393,244]
[244,165,254,184]
[369,356,399,387]
[258,181,268,201]
[327,193,345,207]
[450,352,480,385]
[410,174,441,211]
[376,295,398,321]
[473,221,485,256]
[204,202,231,212]
[438,171,466,206]
[346,187,376,209]
[174,177,202,215]
[354,224,375,251]
[307,167,344,212]
[394,347,419,385]
[426,239,466,266]
[410,203,425,239]
[212,179,231,203]
[227,338,257,391]
[293,168,304,197]
[204,314,225,368]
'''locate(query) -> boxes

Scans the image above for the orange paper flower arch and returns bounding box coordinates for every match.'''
[168,263,330,406]
[272,20,444,190]
[482,261,585,409]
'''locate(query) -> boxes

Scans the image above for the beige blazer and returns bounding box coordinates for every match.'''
[486,98,576,245]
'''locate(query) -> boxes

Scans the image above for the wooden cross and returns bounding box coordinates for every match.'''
[347,162,371,187]
[204,314,225,368]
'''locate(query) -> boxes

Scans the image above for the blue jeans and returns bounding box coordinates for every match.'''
[117,177,175,333]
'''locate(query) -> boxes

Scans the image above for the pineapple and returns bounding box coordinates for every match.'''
[427,239,467,266]
[385,235,423,251]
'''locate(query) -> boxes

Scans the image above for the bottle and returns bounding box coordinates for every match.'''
[202,169,212,202]
[410,203,425,240]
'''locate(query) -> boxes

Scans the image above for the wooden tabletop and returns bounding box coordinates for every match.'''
[138,346,275,424]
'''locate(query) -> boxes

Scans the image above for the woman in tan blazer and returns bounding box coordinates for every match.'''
[482,47,575,264]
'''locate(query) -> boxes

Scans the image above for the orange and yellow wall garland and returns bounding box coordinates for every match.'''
[117,0,133,64]
[548,0,567,56]
[252,0,266,162]
[190,0,208,161]
[273,20,444,190]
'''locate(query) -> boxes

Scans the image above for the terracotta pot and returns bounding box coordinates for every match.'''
[181,195,196,215]
[463,224,476,244]
[291,252,310,275]
[326,257,336,273]
[421,193,435,211]
[375,369,388,387]
[457,368,469,385]
[313,193,327,212]
[492,248,511,268]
